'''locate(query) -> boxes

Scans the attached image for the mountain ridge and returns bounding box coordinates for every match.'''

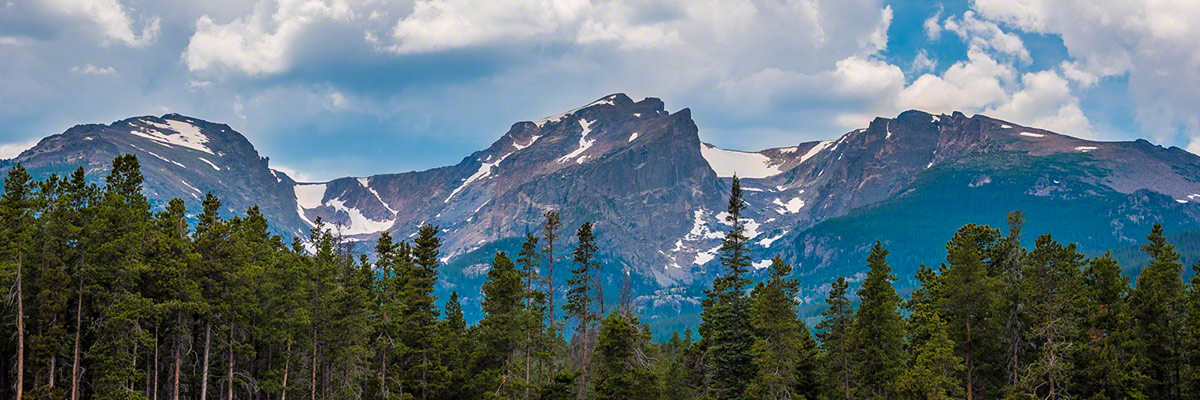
[5,94,1200,329]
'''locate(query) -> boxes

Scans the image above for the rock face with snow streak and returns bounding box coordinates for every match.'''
[7,95,1200,329]
[1,114,309,236]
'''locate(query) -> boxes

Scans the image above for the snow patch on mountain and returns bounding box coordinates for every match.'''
[326,198,395,235]
[758,230,788,247]
[294,184,327,209]
[129,119,214,154]
[447,151,514,203]
[1019,132,1045,138]
[1075,146,1097,152]
[558,119,596,164]
[512,135,541,150]
[687,209,725,240]
[799,141,833,164]
[700,143,782,178]
[629,132,638,142]
[359,177,398,215]
[773,197,805,214]
[694,245,721,265]
[752,259,772,269]
[199,157,221,170]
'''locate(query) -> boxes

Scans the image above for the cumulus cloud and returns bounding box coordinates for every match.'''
[71,63,117,75]
[984,70,1090,136]
[0,138,39,159]
[944,11,1030,64]
[389,0,590,54]
[923,9,942,40]
[37,0,159,47]
[911,49,937,74]
[972,0,1200,145]
[182,0,355,75]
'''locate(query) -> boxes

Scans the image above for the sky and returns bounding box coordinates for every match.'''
[1,0,1198,182]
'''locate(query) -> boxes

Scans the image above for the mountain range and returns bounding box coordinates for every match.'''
[5,93,1200,333]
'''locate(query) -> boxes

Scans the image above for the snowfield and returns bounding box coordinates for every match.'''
[129,119,214,154]
[700,143,782,178]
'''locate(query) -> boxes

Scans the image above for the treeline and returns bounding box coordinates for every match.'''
[2,156,1200,400]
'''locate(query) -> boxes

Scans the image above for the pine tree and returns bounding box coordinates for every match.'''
[936,224,1002,400]
[542,211,563,331]
[88,154,155,399]
[747,255,820,400]
[593,311,659,400]
[564,222,598,399]
[1079,252,1144,399]
[439,291,468,400]
[700,176,756,400]
[817,277,854,400]
[1184,259,1200,397]
[1015,234,1085,399]
[473,251,525,398]
[996,210,1027,386]
[406,224,445,399]
[1,164,35,400]
[517,233,551,398]
[848,242,906,398]
[896,309,964,400]
[1128,224,1186,398]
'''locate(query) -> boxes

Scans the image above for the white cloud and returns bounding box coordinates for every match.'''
[923,9,942,40]
[71,63,117,76]
[944,11,1030,64]
[37,0,159,47]
[0,138,38,159]
[972,0,1200,145]
[911,49,937,74]
[389,0,589,54]
[984,70,1090,136]
[897,48,1015,114]
[182,0,355,75]
[1058,61,1097,88]
[271,164,318,182]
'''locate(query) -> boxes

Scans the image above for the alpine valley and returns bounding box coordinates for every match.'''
[5,93,1200,334]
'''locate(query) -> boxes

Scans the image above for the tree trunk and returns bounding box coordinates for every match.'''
[153,323,159,400]
[379,338,387,400]
[227,324,235,400]
[281,339,290,400]
[71,278,82,400]
[173,314,182,400]
[578,327,589,400]
[16,253,25,400]
[966,318,974,400]
[201,320,212,400]
[311,327,317,400]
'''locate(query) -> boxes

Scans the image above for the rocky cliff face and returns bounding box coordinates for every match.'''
[6,94,1200,329]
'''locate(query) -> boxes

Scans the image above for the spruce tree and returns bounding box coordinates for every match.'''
[564,222,598,399]
[1,164,35,400]
[937,224,1002,400]
[1079,252,1144,398]
[473,251,525,398]
[593,311,659,400]
[407,224,445,399]
[747,255,820,400]
[1184,260,1200,397]
[816,277,855,400]
[700,176,755,400]
[1015,235,1085,399]
[541,211,562,330]
[849,242,906,398]
[896,309,964,400]
[1128,224,1186,398]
